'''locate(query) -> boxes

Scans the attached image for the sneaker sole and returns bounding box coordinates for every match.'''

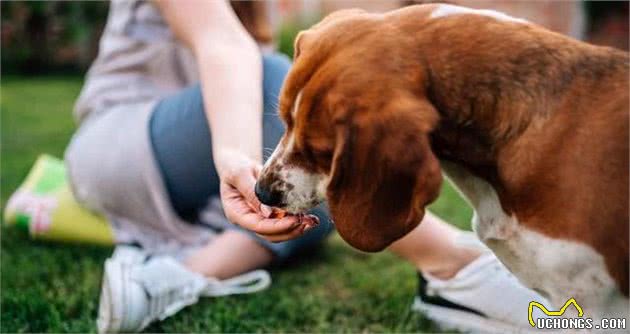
[98,260,126,333]
[412,296,553,334]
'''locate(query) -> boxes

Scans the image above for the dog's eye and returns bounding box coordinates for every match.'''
[301,143,317,164]
[298,142,328,169]
[311,148,333,171]
[299,133,333,171]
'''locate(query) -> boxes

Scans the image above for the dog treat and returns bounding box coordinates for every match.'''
[269,208,287,219]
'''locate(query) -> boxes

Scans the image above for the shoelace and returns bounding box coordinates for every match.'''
[202,269,271,297]
[137,264,271,328]
[146,269,272,323]
[142,278,202,324]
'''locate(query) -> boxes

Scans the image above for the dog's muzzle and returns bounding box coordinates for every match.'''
[254,181,284,207]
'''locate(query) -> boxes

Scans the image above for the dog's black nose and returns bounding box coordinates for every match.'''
[255,181,283,207]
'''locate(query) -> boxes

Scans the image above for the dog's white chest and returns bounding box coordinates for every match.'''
[440,162,628,319]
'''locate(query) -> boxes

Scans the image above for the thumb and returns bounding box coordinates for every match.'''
[253,164,263,178]
[232,167,263,211]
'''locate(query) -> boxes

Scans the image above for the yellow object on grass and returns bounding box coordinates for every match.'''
[4,154,114,245]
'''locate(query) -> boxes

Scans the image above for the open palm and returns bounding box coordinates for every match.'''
[219,161,319,242]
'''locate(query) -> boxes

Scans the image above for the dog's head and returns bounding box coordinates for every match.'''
[256,7,442,252]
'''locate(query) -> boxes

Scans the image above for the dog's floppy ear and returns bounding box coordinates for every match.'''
[293,31,306,60]
[327,95,442,252]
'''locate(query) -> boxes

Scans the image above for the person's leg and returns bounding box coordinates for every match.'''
[391,214,553,333]
[95,54,331,333]
[184,230,272,279]
[388,212,481,280]
[149,53,332,279]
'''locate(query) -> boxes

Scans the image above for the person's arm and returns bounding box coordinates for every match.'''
[154,0,318,241]
[155,0,261,173]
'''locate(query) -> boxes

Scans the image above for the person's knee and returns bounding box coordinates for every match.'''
[263,53,291,76]
[262,53,291,102]
[261,53,291,151]
[64,131,101,211]
[65,109,150,214]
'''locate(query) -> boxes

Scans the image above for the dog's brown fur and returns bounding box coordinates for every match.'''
[273,5,628,297]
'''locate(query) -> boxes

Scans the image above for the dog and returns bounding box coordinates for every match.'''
[255,4,629,320]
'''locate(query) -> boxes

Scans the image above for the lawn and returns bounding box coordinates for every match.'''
[0,75,472,333]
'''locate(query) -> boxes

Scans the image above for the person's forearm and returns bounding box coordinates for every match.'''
[155,0,263,177]
[195,40,263,177]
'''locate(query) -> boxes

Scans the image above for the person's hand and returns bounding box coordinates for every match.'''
[218,153,319,242]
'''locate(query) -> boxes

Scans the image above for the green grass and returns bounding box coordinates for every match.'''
[1,75,472,333]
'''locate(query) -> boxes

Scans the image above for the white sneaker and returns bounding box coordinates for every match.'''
[109,245,147,265]
[97,246,271,333]
[412,253,553,334]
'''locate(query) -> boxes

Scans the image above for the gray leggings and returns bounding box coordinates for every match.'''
[149,53,333,262]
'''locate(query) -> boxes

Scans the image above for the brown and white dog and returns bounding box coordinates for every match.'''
[255,4,629,320]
